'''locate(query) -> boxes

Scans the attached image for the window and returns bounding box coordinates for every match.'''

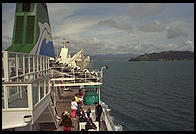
[15,16,24,44]
[46,58,48,70]
[25,55,29,74]
[29,74,34,81]
[34,57,37,72]
[42,57,46,70]
[26,16,35,43]
[2,86,4,109]
[22,3,30,12]
[40,57,42,71]
[45,79,49,95]
[8,86,28,108]
[38,57,40,71]
[30,56,33,72]
[2,53,4,78]
[18,54,23,75]
[40,81,44,99]
[8,53,16,79]
[32,83,39,106]
[24,75,29,81]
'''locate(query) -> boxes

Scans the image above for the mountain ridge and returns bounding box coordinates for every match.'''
[129,51,194,61]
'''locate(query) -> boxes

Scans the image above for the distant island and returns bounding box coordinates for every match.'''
[129,51,194,61]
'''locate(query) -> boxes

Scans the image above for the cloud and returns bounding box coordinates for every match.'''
[185,40,193,45]
[165,40,194,51]
[53,36,115,55]
[180,40,194,51]
[2,36,12,50]
[55,19,97,36]
[98,19,133,32]
[166,26,188,39]
[47,3,86,25]
[2,4,15,38]
[127,3,165,17]
[2,3,194,56]
[125,43,162,54]
[138,20,166,32]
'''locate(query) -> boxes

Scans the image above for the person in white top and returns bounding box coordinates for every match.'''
[71,98,78,118]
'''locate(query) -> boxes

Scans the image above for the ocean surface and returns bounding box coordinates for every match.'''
[92,57,194,131]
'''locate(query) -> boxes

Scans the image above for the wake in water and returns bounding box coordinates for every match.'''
[115,124,123,131]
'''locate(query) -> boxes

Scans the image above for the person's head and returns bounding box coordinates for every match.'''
[72,97,75,101]
[81,111,85,117]
[63,111,69,116]
[11,67,15,71]
[87,107,91,111]
[79,107,83,111]
[62,114,68,120]
[79,89,82,92]
[94,102,98,106]
[88,118,93,123]
[81,129,86,131]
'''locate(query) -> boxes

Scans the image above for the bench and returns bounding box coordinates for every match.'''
[79,121,99,131]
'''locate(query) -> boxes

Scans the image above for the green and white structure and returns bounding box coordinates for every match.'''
[6,3,55,58]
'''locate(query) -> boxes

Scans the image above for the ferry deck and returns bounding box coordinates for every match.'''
[2,51,115,131]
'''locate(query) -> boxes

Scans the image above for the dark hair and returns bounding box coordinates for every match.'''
[94,102,98,104]
[81,129,86,131]
[87,107,91,111]
[88,118,93,123]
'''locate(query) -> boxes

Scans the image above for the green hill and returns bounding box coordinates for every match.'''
[129,51,194,61]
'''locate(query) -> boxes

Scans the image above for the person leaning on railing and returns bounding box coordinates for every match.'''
[94,102,103,127]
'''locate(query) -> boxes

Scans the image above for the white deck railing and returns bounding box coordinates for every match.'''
[2,51,56,130]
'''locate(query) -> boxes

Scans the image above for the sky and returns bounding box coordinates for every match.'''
[2,3,194,56]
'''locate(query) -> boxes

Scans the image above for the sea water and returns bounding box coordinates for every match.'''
[92,57,194,131]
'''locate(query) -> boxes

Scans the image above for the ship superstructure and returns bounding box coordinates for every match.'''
[6,3,55,58]
[55,43,92,71]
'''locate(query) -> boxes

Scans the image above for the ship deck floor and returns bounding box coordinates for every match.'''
[55,87,107,131]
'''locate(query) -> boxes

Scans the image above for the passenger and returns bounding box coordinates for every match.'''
[71,98,78,118]
[85,107,92,119]
[79,111,87,122]
[74,93,80,103]
[78,88,84,97]
[60,111,73,131]
[78,91,84,104]
[94,102,103,127]
[78,107,84,117]
[10,67,17,81]
[10,67,16,77]
[85,118,97,131]
[76,101,83,116]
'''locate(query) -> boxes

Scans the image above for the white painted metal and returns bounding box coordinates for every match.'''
[101,102,116,131]
[2,51,53,130]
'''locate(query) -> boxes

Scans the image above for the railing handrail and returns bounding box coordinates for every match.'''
[2,50,49,58]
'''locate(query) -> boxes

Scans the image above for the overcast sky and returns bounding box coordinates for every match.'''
[2,3,194,55]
